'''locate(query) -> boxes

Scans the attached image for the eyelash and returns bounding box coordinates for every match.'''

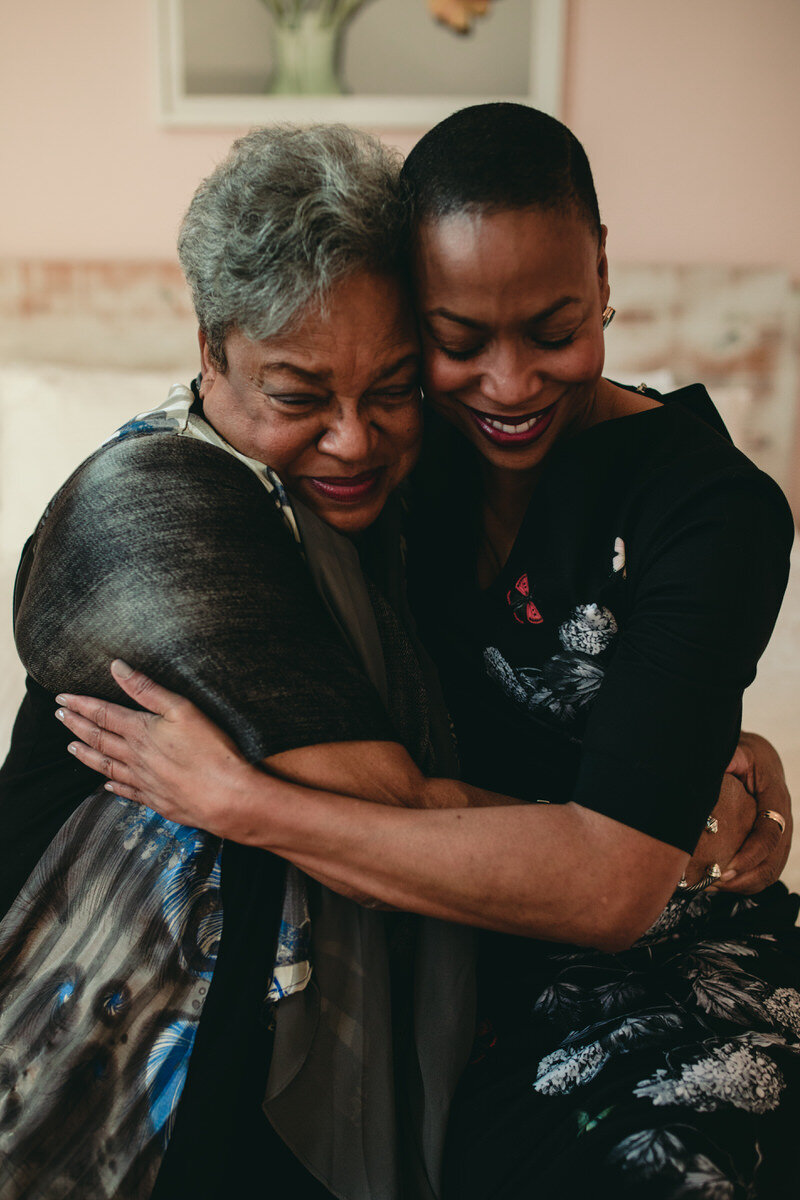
[269,385,419,407]
[439,332,577,361]
[373,385,420,402]
[269,394,321,407]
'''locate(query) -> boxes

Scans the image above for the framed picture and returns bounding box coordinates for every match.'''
[155,0,566,128]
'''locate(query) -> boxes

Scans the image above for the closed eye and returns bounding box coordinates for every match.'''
[267,393,326,407]
[370,384,420,401]
[439,345,485,362]
[534,332,577,350]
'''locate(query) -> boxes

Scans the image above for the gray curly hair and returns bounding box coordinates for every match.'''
[178,124,410,371]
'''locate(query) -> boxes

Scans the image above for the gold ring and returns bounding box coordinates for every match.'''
[758,810,786,835]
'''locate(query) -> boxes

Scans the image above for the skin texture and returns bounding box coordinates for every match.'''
[56,208,792,942]
[200,270,422,536]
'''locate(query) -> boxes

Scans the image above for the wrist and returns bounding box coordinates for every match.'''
[216,758,276,845]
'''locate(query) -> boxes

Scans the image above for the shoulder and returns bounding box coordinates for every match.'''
[15,429,302,653]
[35,429,292,553]
[610,395,792,546]
[80,427,264,492]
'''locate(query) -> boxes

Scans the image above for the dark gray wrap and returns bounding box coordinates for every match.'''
[14,432,391,762]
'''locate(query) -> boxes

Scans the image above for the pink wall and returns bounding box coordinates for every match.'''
[563,0,800,273]
[2,0,799,274]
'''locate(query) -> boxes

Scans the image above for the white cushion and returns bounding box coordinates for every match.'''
[0,364,186,562]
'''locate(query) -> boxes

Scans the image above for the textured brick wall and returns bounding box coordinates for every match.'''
[0,257,797,514]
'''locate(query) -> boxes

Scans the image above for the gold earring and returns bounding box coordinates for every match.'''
[602,306,616,330]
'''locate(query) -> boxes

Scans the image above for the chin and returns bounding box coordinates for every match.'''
[309,496,386,536]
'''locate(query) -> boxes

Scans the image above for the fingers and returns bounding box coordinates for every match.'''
[65,735,134,786]
[103,780,146,804]
[53,691,144,738]
[725,744,754,791]
[56,706,131,763]
[717,814,790,894]
[109,660,184,719]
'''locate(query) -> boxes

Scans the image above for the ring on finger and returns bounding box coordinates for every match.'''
[705,816,719,834]
[678,862,722,894]
[757,809,786,836]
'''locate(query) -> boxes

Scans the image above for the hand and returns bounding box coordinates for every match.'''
[716,731,792,894]
[55,660,256,840]
[683,773,756,889]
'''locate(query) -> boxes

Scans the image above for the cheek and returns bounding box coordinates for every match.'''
[561,334,605,383]
[385,408,423,474]
[255,426,317,474]
[423,351,471,400]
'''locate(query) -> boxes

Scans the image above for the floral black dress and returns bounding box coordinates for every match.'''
[408,387,800,1199]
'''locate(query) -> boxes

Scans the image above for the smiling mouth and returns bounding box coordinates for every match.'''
[307,469,382,503]
[463,401,559,447]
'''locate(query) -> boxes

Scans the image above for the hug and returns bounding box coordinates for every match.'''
[0,104,798,1199]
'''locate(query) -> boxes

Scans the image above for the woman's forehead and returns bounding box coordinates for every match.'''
[413,208,599,305]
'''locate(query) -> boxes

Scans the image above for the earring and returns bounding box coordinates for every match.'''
[602,306,616,330]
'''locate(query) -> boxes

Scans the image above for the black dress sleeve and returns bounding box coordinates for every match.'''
[13,432,393,762]
[571,466,794,853]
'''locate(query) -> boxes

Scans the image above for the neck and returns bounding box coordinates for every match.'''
[481,460,538,530]
[475,461,538,587]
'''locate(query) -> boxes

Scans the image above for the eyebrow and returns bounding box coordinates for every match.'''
[426,297,582,330]
[256,352,420,387]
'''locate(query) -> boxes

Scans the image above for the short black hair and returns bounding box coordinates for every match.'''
[401,102,601,239]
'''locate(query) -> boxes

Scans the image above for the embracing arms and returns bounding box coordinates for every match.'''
[58,662,787,953]
[31,427,792,951]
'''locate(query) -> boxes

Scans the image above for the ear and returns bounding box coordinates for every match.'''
[597,225,610,308]
[198,329,218,392]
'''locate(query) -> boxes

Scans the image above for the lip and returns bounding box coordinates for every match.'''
[463,401,559,447]
[306,469,383,504]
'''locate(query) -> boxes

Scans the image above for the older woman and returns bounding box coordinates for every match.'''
[0,125,478,1200]
[59,105,799,1199]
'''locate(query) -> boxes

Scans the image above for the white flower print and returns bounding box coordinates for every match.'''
[633,1042,786,1114]
[612,536,627,578]
[533,1011,685,1097]
[763,987,800,1036]
[558,603,618,655]
[534,1042,611,1095]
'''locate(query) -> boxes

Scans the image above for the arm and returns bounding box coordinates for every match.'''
[54,446,793,946]
[59,663,758,951]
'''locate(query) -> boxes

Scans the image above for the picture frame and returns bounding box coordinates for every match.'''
[154,0,566,128]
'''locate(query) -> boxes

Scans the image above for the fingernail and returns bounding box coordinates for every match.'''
[55,694,68,705]
[111,659,134,678]
[104,781,115,791]
[67,743,78,755]
[55,709,64,721]
[721,869,736,882]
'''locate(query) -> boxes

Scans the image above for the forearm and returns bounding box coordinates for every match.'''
[228,763,685,949]
[265,740,518,810]
[55,677,688,948]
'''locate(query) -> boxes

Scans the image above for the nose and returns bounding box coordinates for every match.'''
[479,341,544,409]
[316,401,374,462]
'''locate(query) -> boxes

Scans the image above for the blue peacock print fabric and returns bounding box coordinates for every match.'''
[0,789,221,1196]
